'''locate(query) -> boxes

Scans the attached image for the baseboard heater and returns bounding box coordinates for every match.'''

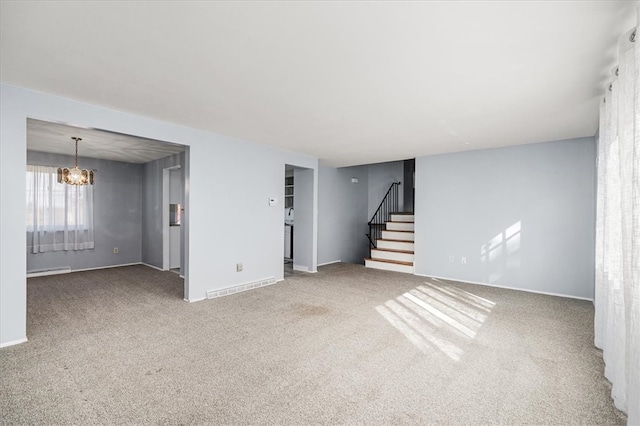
[27,266,72,278]
[206,277,277,299]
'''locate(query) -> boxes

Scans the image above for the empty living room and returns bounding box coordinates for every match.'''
[1,1,638,425]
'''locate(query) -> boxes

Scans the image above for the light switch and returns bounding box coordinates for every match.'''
[269,197,278,207]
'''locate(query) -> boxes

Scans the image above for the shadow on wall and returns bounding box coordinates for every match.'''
[480,221,522,285]
[376,278,495,361]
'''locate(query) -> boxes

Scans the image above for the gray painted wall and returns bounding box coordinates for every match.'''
[141,152,185,273]
[26,150,142,272]
[317,164,369,265]
[367,160,404,218]
[414,137,597,299]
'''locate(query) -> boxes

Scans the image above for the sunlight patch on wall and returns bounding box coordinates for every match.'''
[480,221,522,284]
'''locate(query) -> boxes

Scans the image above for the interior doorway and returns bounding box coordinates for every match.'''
[163,166,182,274]
[25,118,190,300]
[283,164,315,277]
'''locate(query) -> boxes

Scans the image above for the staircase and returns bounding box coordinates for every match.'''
[364,181,414,274]
[365,213,415,273]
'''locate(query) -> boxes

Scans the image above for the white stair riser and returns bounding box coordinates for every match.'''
[391,214,415,222]
[386,222,414,231]
[377,240,415,251]
[371,249,414,263]
[381,230,414,241]
[365,259,414,274]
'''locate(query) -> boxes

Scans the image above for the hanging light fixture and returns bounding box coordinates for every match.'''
[57,137,95,185]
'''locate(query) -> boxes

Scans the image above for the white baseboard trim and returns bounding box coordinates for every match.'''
[27,267,71,278]
[72,262,142,273]
[141,262,165,272]
[293,264,317,273]
[414,273,593,301]
[0,337,28,348]
[318,260,341,267]
[28,262,146,278]
[206,276,278,300]
[28,263,182,278]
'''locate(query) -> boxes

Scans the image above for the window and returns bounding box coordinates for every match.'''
[26,165,95,253]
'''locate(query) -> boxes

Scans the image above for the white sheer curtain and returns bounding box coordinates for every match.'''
[594,6,640,424]
[26,164,95,253]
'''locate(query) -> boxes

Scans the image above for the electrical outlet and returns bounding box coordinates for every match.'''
[236,263,243,272]
[449,256,454,263]
[461,257,467,264]
[113,247,119,254]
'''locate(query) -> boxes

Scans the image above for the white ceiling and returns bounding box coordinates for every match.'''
[27,119,185,164]
[1,1,636,167]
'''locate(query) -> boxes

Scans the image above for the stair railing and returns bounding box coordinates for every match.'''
[367,182,401,257]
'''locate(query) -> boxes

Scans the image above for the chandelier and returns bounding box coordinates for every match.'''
[57,137,95,185]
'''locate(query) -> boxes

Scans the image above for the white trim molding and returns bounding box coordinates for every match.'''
[293,264,317,273]
[0,337,28,348]
[27,263,146,278]
[414,273,594,302]
[27,267,71,278]
[72,263,143,273]
[141,262,165,272]
[318,260,341,267]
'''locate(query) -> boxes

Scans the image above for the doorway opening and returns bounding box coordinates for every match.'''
[283,164,315,277]
[25,118,190,301]
[163,166,182,275]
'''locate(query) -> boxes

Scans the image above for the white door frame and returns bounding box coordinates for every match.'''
[284,164,317,274]
[162,165,181,271]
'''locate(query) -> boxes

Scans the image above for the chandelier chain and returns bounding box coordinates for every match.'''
[72,137,82,168]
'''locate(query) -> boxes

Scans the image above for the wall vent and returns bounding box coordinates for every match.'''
[206,277,277,299]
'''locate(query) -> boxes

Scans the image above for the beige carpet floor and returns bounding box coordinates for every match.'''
[0,263,625,425]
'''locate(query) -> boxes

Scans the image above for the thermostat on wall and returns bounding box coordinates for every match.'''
[269,197,278,207]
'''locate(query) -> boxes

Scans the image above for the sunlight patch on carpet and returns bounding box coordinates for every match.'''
[376,280,495,361]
